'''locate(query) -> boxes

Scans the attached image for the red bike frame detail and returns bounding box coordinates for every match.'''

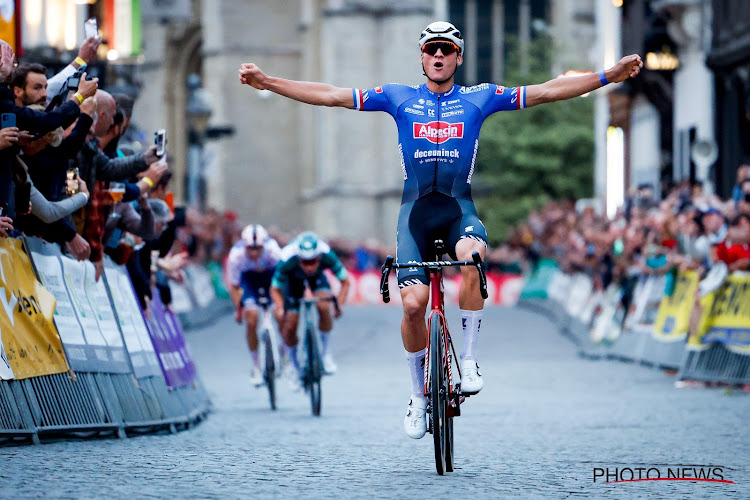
[424,268,454,398]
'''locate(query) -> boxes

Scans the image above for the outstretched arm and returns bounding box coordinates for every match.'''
[238,63,354,108]
[525,54,643,108]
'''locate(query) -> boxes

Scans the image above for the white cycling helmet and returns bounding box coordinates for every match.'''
[419,21,464,54]
[242,224,269,248]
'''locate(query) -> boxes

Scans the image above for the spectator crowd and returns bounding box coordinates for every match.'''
[0,35,225,316]
[513,168,750,310]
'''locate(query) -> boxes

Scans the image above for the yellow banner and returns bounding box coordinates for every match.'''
[700,274,750,354]
[653,271,698,342]
[0,238,68,379]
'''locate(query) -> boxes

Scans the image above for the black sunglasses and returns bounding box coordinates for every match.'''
[421,41,459,56]
[744,193,750,203]
[300,258,320,266]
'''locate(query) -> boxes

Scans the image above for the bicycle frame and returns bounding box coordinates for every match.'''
[425,267,456,403]
[297,295,338,416]
[257,297,281,378]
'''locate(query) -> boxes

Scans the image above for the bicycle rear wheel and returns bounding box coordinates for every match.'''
[306,326,322,416]
[429,316,447,475]
[263,330,276,411]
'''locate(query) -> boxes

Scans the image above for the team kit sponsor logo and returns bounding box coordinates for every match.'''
[413,121,465,144]
[495,85,505,95]
[442,110,464,118]
[459,83,490,94]
[374,86,383,93]
[405,107,425,115]
[413,148,460,159]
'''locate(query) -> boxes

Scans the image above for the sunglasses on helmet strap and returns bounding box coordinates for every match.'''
[421,41,459,56]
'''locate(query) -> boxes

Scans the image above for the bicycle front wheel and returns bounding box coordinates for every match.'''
[430,316,447,475]
[306,326,322,416]
[263,330,276,411]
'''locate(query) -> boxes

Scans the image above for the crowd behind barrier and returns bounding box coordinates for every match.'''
[516,170,750,388]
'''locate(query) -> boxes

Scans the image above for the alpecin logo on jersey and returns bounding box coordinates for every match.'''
[413,121,464,144]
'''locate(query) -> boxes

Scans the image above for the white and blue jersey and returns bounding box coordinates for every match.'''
[227,239,282,305]
[352,83,526,204]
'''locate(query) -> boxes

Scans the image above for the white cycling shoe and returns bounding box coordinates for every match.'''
[460,358,483,394]
[249,367,263,388]
[403,397,428,439]
[322,351,338,375]
[283,364,302,392]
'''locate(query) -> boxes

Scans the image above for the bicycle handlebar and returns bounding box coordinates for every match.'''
[300,295,341,316]
[379,252,488,303]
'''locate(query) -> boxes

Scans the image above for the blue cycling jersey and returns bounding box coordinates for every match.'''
[352,83,526,204]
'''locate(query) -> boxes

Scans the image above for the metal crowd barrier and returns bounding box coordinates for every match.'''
[0,236,214,446]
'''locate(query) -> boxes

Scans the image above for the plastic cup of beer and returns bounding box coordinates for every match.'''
[108,182,126,202]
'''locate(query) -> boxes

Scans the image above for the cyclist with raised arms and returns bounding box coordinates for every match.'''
[227,224,283,386]
[270,231,350,389]
[239,21,642,438]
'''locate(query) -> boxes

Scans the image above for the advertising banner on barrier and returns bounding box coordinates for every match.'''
[144,290,196,388]
[701,274,750,354]
[27,237,130,373]
[590,284,623,344]
[520,259,559,300]
[653,271,698,342]
[629,276,666,334]
[0,238,68,379]
[103,259,161,378]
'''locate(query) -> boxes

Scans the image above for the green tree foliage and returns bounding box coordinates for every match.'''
[474,36,594,244]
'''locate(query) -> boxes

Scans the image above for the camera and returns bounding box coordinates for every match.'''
[66,74,80,91]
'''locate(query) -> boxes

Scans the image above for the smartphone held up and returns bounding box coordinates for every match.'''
[84,18,98,40]
[155,129,167,157]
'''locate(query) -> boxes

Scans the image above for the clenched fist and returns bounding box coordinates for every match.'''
[238,63,269,90]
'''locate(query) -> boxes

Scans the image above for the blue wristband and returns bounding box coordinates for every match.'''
[598,70,609,86]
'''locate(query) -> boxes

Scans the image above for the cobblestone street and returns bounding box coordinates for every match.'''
[2,306,749,498]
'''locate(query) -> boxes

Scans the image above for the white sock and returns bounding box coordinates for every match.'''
[320,330,331,354]
[249,349,260,369]
[406,349,427,403]
[460,309,483,361]
[283,342,301,372]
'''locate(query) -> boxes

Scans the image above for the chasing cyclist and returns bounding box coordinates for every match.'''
[270,231,350,388]
[239,21,642,438]
[227,224,283,387]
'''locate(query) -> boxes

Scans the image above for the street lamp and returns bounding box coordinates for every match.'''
[186,74,212,210]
